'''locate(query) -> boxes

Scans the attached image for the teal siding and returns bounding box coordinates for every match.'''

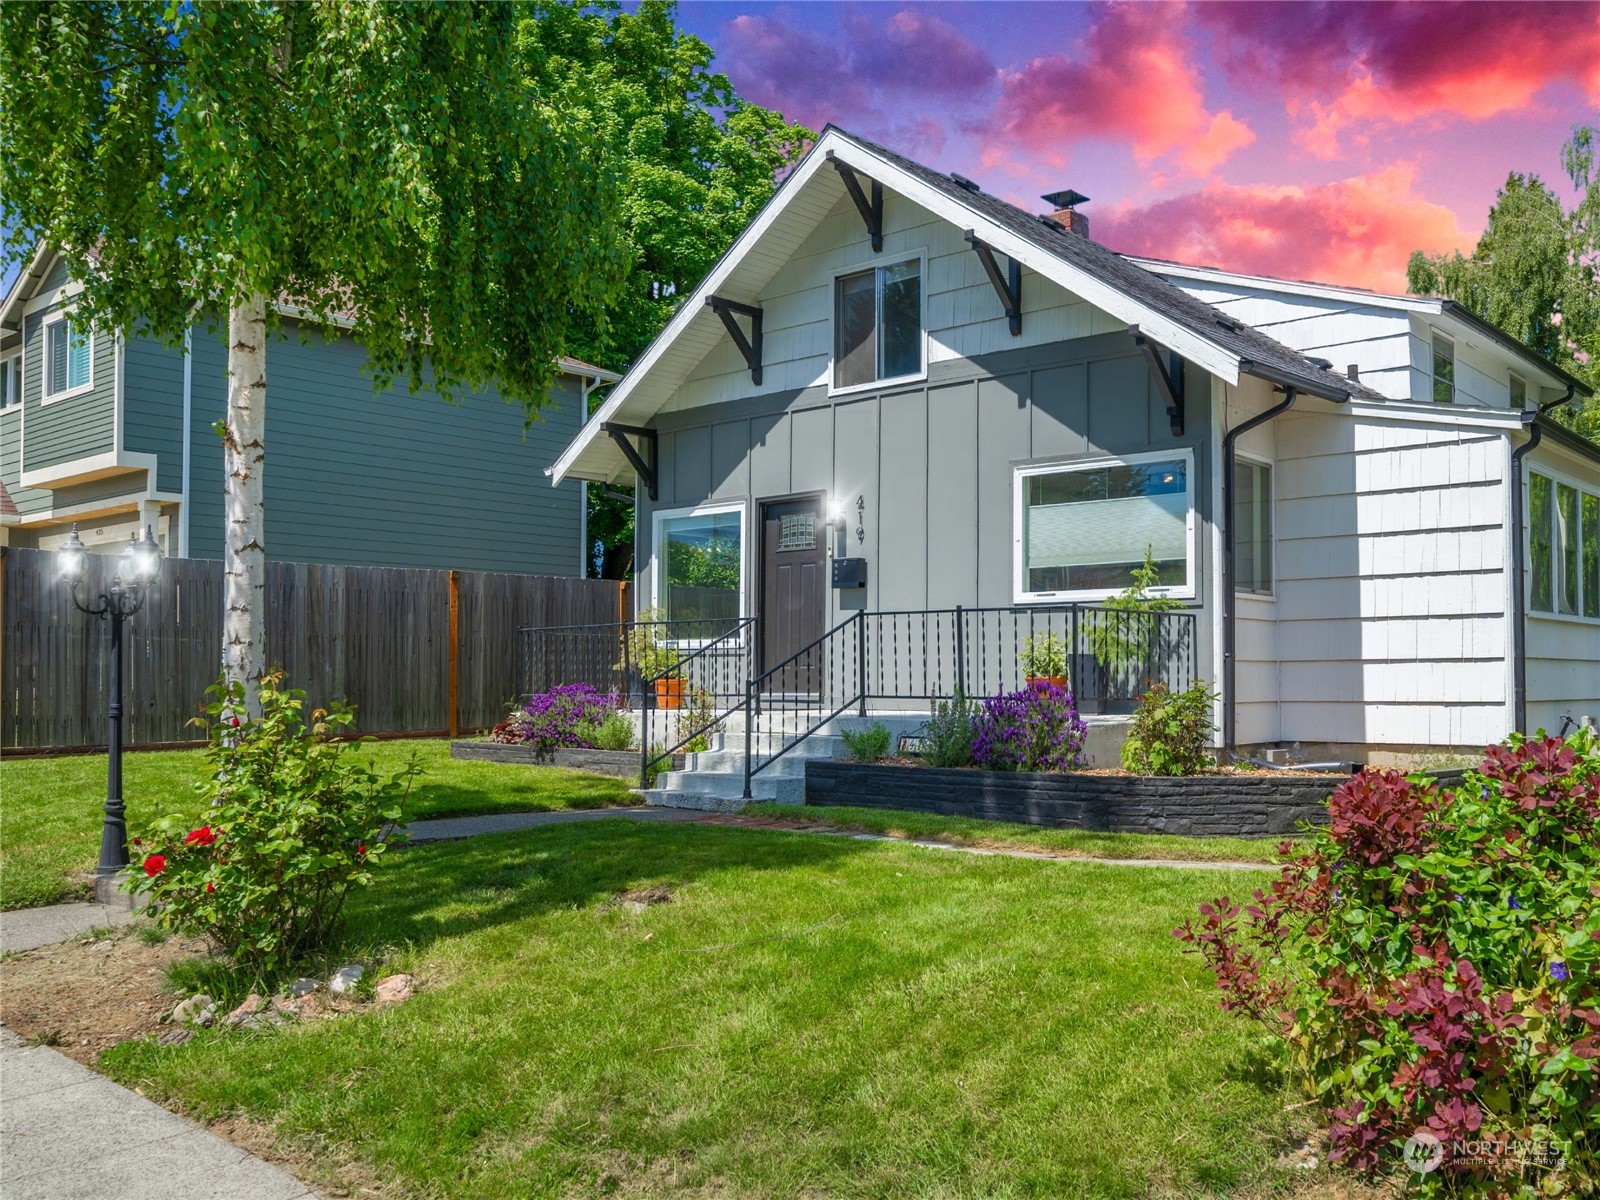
[122,331,186,493]
[39,255,71,292]
[20,299,116,473]
[1,410,55,517]
[183,321,584,573]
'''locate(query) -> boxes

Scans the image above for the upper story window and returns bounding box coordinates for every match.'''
[1431,334,1455,403]
[1510,373,1527,408]
[1530,471,1600,619]
[44,314,92,397]
[1234,459,1273,595]
[0,356,17,409]
[1015,451,1193,602]
[833,257,922,390]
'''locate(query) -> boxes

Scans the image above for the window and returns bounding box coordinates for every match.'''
[1234,459,1273,594]
[833,257,922,390]
[45,315,91,397]
[654,506,744,629]
[1016,453,1192,600]
[1431,334,1455,403]
[1510,373,1526,407]
[0,356,17,408]
[1529,471,1600,620]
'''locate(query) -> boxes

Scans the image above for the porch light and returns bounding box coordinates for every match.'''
[56,523,88,582]
[828,498,847,529]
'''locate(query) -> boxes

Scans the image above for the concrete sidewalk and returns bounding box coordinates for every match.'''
[0,1026,317,1200]
[0,901,133,956]
[401,804,701,843]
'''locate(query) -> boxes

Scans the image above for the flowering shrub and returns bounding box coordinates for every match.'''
[130,673,418,984]
[491,683,621,753]
[1120,680,1216,775]
[972,683,1087,773]
[1175,731,1600,1196]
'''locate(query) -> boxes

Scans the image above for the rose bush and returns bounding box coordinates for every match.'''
[130,672,418,984]
[972,683,1087,773]
[1175,731,1600,1196]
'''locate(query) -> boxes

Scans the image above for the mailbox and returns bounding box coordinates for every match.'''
[831,557,867,589]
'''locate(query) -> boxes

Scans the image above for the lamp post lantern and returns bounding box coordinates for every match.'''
[57,523,163,901]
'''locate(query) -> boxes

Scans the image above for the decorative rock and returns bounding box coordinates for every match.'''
[171,994,217,1028]
[373,974,415,1004]
[225,993,266,1026]
[328,964,365,996]
[288,977,320,998]
[157,1027,194,1047]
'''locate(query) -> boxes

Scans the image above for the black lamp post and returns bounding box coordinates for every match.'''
[57,523,163,901]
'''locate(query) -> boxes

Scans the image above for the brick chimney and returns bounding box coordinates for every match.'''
[1041,189,1090,237]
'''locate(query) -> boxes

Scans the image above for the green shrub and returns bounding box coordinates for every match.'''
[1087,548,1180,670]
[129,673,418,985]
[1120,680,1216,775]
[840,722,892,763]
[921,692,977,768]
[1019,631,1068,679]
[619,606,683,680]
[1176,731,1600,1196]
[577,711,636,751]
[680,685,721,753]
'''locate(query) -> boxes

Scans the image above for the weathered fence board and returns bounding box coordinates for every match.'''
[0,548,627,750]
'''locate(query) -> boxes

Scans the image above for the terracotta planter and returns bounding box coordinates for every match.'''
[1026,675,1069,691]
[654,677,686,710]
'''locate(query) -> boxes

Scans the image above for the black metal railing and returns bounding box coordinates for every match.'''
[640,616,758,788]
[742,604,1197,796]
[517,617,746,708]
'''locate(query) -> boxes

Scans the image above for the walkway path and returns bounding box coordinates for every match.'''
[0,1026,317,1200]
[0,901,133,956]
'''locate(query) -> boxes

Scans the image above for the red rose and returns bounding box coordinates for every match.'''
[357,844,366,856]
[132,837,142,846]
[185,826,216,847]
[205,882,215,893]
[230,716,240,727]
[143,854,166,876]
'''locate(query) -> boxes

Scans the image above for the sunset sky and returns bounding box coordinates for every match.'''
[677,0,1600,294]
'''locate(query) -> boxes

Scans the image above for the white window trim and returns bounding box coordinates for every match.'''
[1527,465,1600,625]
[1509,371,1527,408]
[41,311,94,403]
[828,249,928,398]
[650,499,750,644]
[1012,447,1198,605]
[0,354,19,410]
[1430,332,1455,405]
[1234,453,1275,600]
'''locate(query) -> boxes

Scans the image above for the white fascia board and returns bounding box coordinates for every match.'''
[0,242,56,331]
[1344,398,1525,432]
[1133,257,1442,315]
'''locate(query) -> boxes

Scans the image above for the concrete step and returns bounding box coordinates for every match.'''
[643,769,805,811]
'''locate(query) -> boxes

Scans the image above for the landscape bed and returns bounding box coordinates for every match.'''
[448,739,680,778]
[806,760,1346,838]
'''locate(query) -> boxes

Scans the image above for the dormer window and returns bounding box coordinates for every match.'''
[1431,334,1455,404]
[833,257,923,390]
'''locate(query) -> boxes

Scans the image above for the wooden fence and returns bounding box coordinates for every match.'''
[0,547,628,751]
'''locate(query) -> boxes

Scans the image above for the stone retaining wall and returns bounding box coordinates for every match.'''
[449,741,679,779]
[805,761,1343,838]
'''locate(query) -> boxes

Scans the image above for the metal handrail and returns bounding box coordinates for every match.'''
[742,612,866,797]
[641,615,758,787]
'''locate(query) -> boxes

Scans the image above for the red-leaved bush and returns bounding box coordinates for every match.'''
[1176,731,1600,1196]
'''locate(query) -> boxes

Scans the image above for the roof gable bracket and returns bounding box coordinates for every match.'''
[602,422,659,502]
[1130,325,1185,436]
[827,151,883,251]
[963,231,1022,336]
[705,296,763,385]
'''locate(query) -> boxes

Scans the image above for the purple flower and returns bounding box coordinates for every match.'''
[971,684,1087,773]
[1507,896,1522,910]
[1453,893,1464,903]
[511,683,621,753]
[1550,962,1569,983]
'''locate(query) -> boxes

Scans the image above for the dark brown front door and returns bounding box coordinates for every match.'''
[760,494,827,691]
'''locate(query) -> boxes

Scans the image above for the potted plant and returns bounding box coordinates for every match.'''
[1019,631,1069,690]
[621,609,687,710]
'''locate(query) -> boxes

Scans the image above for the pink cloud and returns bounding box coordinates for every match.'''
[1197,2,1600,157]
[996,2,1255,174]
[1092,163,1474,293]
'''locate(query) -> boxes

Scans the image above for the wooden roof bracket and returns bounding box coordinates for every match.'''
[963,231,1022,336]
[827,151,883,252]
[1130,325,1185,436]
[602,422,658,502]
[705,296,763,386]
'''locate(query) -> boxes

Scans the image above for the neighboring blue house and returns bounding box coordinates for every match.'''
[0,243,617,574]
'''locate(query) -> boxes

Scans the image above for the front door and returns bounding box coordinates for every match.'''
[760,494,827,691]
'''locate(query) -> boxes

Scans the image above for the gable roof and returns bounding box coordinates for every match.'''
[1135,257,1592,399]
[552,125,1384,485]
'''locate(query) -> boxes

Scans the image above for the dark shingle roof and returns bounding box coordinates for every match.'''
[834,128,1389,403]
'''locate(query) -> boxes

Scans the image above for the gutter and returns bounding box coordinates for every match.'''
[1508,384,1578,733]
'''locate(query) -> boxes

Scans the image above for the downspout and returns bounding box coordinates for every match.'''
[179,326,192,558]
[1222,386,1297,755]
[1508,384,1577,733]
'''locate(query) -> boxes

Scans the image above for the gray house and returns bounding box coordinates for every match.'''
[0,243,617,574]
[549,127,1597,803]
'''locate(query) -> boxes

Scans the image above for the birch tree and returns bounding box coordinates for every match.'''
[0,2,623,709]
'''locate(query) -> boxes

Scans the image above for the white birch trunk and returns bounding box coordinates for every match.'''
[223,292,268,714]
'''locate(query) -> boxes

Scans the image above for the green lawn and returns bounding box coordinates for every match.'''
[0,740,633,910]
[748,802,1292,864]
[104,819,1294,1199]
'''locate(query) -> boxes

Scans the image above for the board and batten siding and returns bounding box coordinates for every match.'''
[1272,406,1511,749]
[663,189,1128,414]
[180,320,585,574]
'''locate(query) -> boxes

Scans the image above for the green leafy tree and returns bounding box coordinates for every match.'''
[519,1,812,577]
[1408,120,1600,440]
[0,2,624,708]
